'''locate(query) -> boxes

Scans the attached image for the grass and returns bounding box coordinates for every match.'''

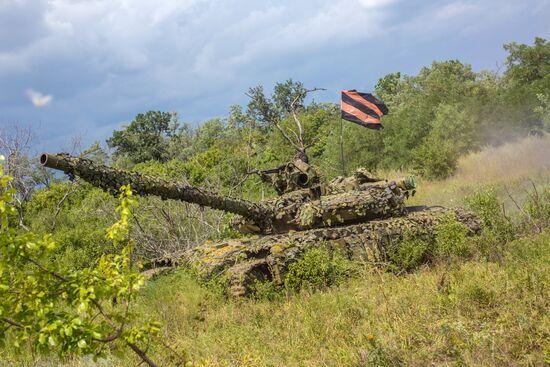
[408,135,550,209]
[120,231,548,366]
[8,230,545,366]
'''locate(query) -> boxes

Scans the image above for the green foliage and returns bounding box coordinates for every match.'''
[4,37,550,366]
[522,184,550,232]
[387,234,430,272]
[25,183,114,269]
[502,38,550,132]
[388,215,471,272]
[413,104,477,179]
[434,214,471,259]
[0,160,161,365]
[66,230,548,366]
[283,246,358,292]
[362,338,402,367]
[534,93,550,131]
[251,280,283,301]
[465,188,516,244]
[504,37,550,90]
[203,271,231,298]
[107,111,179,164]
[247,79,306,127]
[412,137,458,179]
[81,141,109,164]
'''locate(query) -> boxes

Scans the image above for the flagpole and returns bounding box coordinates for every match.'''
[339,116,346,176]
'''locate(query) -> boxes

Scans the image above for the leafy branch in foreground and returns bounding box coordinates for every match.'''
[0,157,162,366]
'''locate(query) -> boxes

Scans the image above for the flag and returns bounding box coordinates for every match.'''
[341,90,388,129]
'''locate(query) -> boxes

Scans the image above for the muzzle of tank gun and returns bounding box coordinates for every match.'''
[40,153,72,172]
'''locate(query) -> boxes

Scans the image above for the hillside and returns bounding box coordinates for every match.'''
[410,134,550,208]
[3,136,548,367]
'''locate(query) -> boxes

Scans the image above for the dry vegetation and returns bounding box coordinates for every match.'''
[409,134,550,209]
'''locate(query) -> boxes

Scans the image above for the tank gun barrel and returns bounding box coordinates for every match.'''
[40,153,271,227]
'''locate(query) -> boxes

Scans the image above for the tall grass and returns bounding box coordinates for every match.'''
[410,135,550,209]
[116,231,548,367]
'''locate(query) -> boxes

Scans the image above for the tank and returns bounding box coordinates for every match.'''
[40,153,481,296]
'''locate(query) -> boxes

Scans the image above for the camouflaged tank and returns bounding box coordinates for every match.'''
[40,153,481,296]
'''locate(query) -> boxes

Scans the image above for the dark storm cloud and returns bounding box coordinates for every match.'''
[0,0,549,152]
[0,0,49,52]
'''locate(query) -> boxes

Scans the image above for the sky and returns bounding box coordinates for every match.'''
[1,0,549,153]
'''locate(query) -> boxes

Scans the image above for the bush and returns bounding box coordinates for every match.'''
[387,233,431,272]
[283,246,358,292]
[387,216,472,272]
[523,185,550,231]
[465,188,516,245]
[251,280,283,301]
[434,214,472,259]
[412,133,460,179]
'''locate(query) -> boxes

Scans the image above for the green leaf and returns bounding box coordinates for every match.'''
[48,335,57,346]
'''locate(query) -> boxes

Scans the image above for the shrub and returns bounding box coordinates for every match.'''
[465,188,516,247]
[387,233,431,272]
[434,214,472,259]
[283,246,358,292]
[387,216,472,272]
[251,280,283,301]
[523,185,550,231]
[0,163,164,366]
[203,271,231,298]
[412,137,458,179]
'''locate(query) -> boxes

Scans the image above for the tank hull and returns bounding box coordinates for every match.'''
[192,207,481,297]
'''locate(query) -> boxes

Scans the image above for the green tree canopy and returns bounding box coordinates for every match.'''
[107,111,179,164]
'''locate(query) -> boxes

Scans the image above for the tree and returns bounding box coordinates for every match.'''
[81,141,109,164]
[535,93,550,132]
[502,38,550,132]
[374,60,480,171]
[107,111,179,164]
[0,126,53,227]
[504,37,550,89]
[246,79,325,160]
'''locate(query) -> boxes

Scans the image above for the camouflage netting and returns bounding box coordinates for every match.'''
[192,207,481,297]
[232,181,408,233]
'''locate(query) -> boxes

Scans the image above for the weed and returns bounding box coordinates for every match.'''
[250,280,283,301]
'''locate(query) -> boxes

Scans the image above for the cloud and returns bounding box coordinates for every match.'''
[396,0,547,40]
[0,0,548,153]
[0,0,50,52]
[358,0,398,10]
[26,89,53,107]
[434,1,477,20]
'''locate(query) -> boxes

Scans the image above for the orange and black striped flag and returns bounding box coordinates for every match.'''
[341,90,388,130]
